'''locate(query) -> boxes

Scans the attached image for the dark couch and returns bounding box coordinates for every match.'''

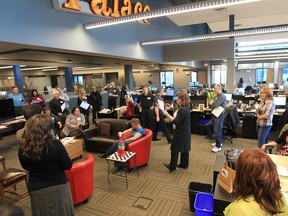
[83,118,131,153]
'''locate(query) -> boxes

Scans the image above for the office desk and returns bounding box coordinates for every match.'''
[214,176,233,216]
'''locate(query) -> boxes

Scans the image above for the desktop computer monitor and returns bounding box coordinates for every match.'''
[268,83,274,88]
[223,93,232,102]
[279,85,284,91]
[189,82,195,87]
[173,96,177,101]
[150,86,157,92]
[166,89,174,96]
[194,81,199,86]
[273,96,286,106]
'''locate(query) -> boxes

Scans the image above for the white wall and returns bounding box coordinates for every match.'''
[235,69,256,87]
[25,76,51,92]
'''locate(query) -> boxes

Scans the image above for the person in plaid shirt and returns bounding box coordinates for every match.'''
[256,87,275,148]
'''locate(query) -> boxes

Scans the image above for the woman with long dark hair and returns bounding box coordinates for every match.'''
[224,149,288,215]
[18,114,74,216]
[162,92,191,172]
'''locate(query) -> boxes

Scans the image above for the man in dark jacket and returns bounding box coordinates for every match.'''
[90,86,102,123]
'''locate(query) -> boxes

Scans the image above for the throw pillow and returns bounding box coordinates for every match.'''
[100,122,111,136]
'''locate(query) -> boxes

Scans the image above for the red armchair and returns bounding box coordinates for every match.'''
[65,154,94,205]
[119,129,152,169]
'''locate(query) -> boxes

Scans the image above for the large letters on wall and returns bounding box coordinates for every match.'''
[63,0,151,24]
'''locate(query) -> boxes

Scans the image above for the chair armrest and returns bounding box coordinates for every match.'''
[83,127,99,140]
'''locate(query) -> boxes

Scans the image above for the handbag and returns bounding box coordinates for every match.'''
[218,160,236,193]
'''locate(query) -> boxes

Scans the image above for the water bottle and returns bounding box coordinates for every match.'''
[117,140,125,157]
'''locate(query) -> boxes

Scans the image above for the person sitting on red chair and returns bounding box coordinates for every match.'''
[97,118,146,173]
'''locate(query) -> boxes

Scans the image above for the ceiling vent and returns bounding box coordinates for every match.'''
[213,7,227,13]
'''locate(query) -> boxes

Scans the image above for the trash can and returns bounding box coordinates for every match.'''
[194,192,214,216]
[188,182,212,212]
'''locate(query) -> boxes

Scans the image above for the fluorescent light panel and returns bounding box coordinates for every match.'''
[22,66,58,71]
[0,65,26,70]
[236,49,288,56]
[84,0,261,29]
[141,25,288,45]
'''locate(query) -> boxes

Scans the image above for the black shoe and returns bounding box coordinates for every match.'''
[164,163,174,173]
[97,153,106,158]
[110,167,120,174]
[152,138,161,141]
[168,139,172,144]
[177,165,188,169]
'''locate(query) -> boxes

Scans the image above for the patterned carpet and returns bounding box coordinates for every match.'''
[1,131,258,216]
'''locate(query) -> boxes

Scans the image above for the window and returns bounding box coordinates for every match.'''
[74,75,83,85]
[283,68,288,83]
[160,71,173,87]
[255,69,267,84]
[211,64,227,85]
[191,71,197,82]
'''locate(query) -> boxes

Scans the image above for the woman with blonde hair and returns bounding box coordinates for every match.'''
[255,87,275,148]
[224,149,288,215]
[18,114,74,216]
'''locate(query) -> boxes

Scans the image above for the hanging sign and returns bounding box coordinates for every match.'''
[52,0,151,24]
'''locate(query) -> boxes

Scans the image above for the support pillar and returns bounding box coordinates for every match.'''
[227,58,235,92]
[274,61,280,84]
[124,65,134,91]
[64,67,74,92]
[13,65,23,92]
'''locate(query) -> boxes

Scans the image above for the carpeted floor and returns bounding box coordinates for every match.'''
[1,130,259,216]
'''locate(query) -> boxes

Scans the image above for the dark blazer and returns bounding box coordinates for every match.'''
[171,105,191,153]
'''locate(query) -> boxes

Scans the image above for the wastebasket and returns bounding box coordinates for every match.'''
[188,182,212,212]
[194,192,214,216]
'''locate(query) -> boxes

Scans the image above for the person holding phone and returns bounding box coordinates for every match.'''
[104,81,119,110]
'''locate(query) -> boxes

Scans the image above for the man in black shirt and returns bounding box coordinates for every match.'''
[153,87,172,143]
[90,86,102,123]
[137,86,154,130]
[104,81,119,110]
[49,89,66,123]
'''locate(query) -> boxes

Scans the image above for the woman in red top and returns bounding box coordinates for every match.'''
[28,89,45,107]
[124,98,134,116]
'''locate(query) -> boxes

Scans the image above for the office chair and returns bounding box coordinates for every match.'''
[0,155,28,200]
[222,106,239,144]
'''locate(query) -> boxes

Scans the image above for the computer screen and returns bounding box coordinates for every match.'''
[279,85,284,91]
[173,96,177,101]
[166,89,174,96]
[150,86,157,92]
[0,91,7,96]
[268,83,274,88]
[0,98,15,121]
[194,81,199,86]
[273,97,286,106]
[189,82,195,87]
[223,93,232,102]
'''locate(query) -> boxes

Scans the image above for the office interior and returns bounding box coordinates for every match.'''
[1,0,288,215]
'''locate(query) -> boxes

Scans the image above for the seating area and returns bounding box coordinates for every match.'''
[83,118,131,153]
[1,131,260,215]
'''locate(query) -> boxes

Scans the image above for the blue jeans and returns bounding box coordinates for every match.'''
[256,125,272,148]
[205,119,214,138]
[214,113,224,148]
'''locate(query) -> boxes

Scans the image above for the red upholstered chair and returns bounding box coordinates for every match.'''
[119,129,152,169]
[65,154,94,205]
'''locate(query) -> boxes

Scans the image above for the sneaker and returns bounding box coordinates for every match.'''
[211,143,223,147]
[211,147,222,153]
[110,167,120,174]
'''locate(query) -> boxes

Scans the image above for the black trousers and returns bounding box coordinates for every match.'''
[108,98,117,110]
[170,151,189,170]
[92,107,100,123]
[141,109,154,129]
[152,114,172,142]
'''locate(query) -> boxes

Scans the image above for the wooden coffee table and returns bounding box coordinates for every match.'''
[62,139,83,160]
